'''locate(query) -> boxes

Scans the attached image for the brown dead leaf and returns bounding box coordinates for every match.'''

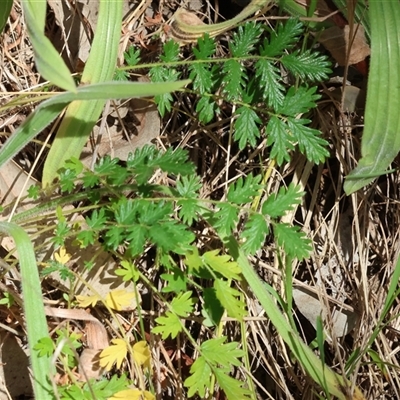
[79,348,103,380]
[317,24,370,66]
[82,77,161,166]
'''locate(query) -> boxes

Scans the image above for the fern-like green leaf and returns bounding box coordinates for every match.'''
[213,368,252,400]
[277,86,320,117]
[240,213,269,255]
[196,96,218,123]
[261,19,304,57]
[230,22,263,57]
[281,50,331,81]
[234,106,262,149]
[184,356,212,397]
[170,291,195,316]
[201,337,244,370]
[262,183,304,218]
[214,280,246,320]
[255,59,285,109]
[222,59,246,101]
[152,312,182,339]
[266,116,294,165]
[202,250,242,280]
[227,174,263,204]
[211,203,239,237]
[287,117,329,164]
[273,222,312,259]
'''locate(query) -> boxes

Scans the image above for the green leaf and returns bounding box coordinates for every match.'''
[277,86,320,117]
[0,222,53,399]
[266,116,294,165]
[22,0,76,92]
[202,250,242,280]
[196,96,218,123]
[213,368,252,400]
[176,174,202,197]
[211,203,239,237]
[184,356,212,398]
[261,19,304,57]
[185,247,203,275]
[152,312,182,339]
[161,40,180,63]
[34,337,54,358]
[273,223,312,260]
[262,183,304,218]
[222,59,246,101]
[0,0,12,34]
[178,199,199,225]
[281,50,331,81]
[255,59,285,109]
[230,22,263,57]
[240,213,269,255]
[233,106,262,149]
[170,291,195,317]
[227,174,263,204]
[161,268,187,293]
[286,117,329,164]
[193,34,216,59]
[214,280,246,321]
[203,287,225,326]
[124,45,141,66]
[149,221,195,254]
[115,260,140,283]
[201,337,244,370]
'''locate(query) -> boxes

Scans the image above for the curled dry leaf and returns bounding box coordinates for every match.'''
[317,24,370,66]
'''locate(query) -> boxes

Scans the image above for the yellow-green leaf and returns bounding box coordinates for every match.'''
[99,338,127,370]
[105,289,136,311]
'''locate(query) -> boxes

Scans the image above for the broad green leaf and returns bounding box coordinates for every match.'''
[344,0,400,194]
[22,0,76,92]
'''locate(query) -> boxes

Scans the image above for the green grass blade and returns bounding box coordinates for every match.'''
[0,222,53,399]
[0,0,12,34]
[21,0,76,92]
[224,235,365,400]
[344,0,400,194]
[42,0,123,186]
[0,80,190,173]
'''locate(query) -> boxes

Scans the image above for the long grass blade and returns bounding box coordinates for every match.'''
[224,235,365,400]
[344,0,400,194]
[0,222,53,399]
[21,0,76,92]
[0,0,12,34]
[0,80,190,173]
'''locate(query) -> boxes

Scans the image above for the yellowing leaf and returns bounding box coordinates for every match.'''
[99,338,127,371]
[76,294,101,308]
[54,246,71,264]
[133,341,151,370]
[109,389,155,400]
[105,289,136,311]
